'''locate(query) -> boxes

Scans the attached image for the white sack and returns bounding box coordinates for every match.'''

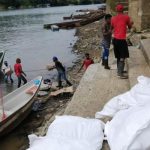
[105,103,150,150]
[27,116,105,150]
[95,76,150,118]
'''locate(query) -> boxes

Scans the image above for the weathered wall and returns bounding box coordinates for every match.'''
[129,0,150,31]
[128,0,141,30]
[107,0,150,31]
[141,0,150,30]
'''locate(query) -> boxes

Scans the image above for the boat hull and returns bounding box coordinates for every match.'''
[0,51,5,70]
[0,95,35,136]
[0,77,42,137]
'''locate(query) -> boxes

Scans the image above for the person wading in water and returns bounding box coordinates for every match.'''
[14,58,27,88]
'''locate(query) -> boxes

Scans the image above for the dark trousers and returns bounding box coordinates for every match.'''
[17,75,27,88]
[58,71,72,86]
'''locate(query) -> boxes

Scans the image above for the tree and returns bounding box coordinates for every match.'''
[79,0,92,5]
[68,0,79,5]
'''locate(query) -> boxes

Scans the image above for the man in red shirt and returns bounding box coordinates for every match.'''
[14,58,27,88]
[111,4,133,79]
[78,53,94,72]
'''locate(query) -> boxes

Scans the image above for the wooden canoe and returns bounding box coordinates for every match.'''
[0,76,43,136]
[0,51,5,70]
[63,14,91,20]
[44,13,105,30]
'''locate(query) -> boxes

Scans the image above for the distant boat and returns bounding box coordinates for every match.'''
[0,76,43,136]
[51,25,59,31]
[44,13,105,30]
[0,51,5,71]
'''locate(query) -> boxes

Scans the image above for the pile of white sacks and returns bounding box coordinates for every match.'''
[27,116,105,150]
[28,76,150,150]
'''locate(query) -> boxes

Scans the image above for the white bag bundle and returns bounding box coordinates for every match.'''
[105,104,150,150]
[27,116,105,150]
[95,76,150,119]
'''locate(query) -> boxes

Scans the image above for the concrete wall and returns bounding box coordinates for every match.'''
[129,0,150,31]
[141,0,150,30]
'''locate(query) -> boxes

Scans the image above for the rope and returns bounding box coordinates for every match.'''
[0,86,6,121]
[24,68,47,73]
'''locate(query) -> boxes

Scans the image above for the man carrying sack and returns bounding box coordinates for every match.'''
[2,61,13,83]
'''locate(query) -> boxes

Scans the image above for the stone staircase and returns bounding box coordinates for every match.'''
[63,37,150,149]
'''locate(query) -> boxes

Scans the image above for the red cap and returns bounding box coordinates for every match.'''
[116,4,124,12]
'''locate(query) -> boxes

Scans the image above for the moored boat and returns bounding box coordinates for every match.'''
[0,51,5,70]
[44,13,105,29]
[0,76,43,136]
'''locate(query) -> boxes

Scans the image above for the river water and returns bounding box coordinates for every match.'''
[0,4,100,95]
[0,4,101,150]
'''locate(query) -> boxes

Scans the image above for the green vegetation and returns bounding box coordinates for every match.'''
[0,0,105,9]
[106,0,128,12]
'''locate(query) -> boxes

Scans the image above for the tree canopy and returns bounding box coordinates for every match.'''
[0,0,105,9]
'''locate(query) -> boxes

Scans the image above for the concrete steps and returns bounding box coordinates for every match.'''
[63,38,150,150]
[127,45,150,87]
[140,39,150,66]
[64,49,130,118]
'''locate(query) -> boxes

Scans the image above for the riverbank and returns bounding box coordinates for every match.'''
[0,20,102,150]
[68,20,102,85]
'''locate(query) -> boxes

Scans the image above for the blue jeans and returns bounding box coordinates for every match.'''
[4,74,13,83]
[57,71,72,86]
[102,46,109,60]
[58,71,68,81]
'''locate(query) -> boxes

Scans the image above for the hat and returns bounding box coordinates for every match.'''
[116,4,124,12]
[53,56,58,61]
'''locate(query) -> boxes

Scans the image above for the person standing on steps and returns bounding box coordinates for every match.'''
[101,14,112,69]
[111,4,133,79]
[14,58,27,88]
[52,57,72,88]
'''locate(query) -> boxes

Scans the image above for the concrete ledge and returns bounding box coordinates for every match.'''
[64,50,129,118]
[127,46,150,87]
[140,39,150,66]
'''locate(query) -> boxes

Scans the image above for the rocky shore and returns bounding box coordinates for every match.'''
[0,20,103,150]
[68,20,102,86]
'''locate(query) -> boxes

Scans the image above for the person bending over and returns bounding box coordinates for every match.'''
[78,53,94,72]
[52,56,72,88]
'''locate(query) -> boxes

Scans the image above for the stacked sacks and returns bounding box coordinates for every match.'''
[96,76,150,150]
[27,116,105,150]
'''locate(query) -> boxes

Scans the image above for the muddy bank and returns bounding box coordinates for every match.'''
[0,20,102,150]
